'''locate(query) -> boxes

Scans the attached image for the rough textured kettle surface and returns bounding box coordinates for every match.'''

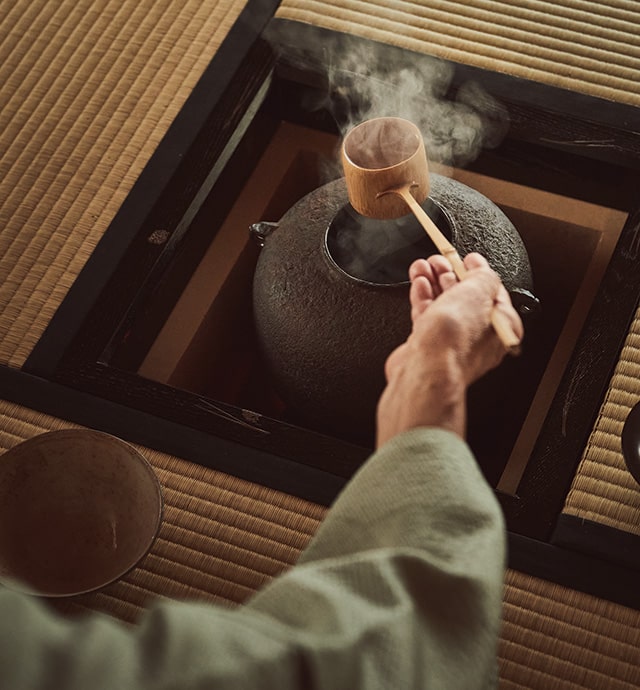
[252,175,533,443]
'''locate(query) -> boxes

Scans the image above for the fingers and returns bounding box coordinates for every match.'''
[494,284,524,343]
[408,254,467,325]
[409,276,433,322]
[411,252,498,302]
[464,253,524,343]
[408,255,457,298]
[409,258,437,288]
[410,252,524,355]
[426,255,458,292]
[462,252,490,271]
[409,252,523,342]
[408,259,436,323]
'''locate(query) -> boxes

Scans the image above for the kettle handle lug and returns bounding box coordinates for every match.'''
[250,222,279,248]
[509,288,541,320]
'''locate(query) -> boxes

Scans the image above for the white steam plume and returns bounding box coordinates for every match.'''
[269,28,509,171]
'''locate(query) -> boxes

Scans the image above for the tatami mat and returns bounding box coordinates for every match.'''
[3,1,640,684]
[2,1,640,370]
[277,0,640,107]
[0,400,325,622]
[563,308,640,534]
[500,570,640,689]
[0,0,249,369]
[3,400,640,689]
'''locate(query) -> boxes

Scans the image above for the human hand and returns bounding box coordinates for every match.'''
[376,252,523,446]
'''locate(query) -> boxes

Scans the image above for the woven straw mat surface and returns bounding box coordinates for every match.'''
[0,0,248,368]
[2,401,640,688]
[277,0,640,107]
[2,0,640,369]
[564,308,640,534]
[500,570,640,689]
[0,399,325,622]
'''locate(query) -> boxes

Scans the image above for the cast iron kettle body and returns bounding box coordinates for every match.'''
[251,175,539,445]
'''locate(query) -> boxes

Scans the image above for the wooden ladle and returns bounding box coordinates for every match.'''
[341,116,521,355]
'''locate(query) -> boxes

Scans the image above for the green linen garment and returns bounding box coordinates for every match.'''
[0,427,505,689]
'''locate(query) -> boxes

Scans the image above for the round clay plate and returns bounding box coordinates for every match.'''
[0,429,163,597]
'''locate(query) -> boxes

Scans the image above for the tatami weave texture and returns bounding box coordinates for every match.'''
[277,0,640,106]
[0,0,248,368]
[3,401,640,688]
[563,309,640,534]
[3,1,640,685]
[2,1,640,369]
[500,570,640,689]
[0,399,325,622]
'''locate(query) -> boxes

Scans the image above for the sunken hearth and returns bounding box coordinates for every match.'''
[136,122,627,490]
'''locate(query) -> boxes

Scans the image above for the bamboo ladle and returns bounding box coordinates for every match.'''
[341,116,521,355]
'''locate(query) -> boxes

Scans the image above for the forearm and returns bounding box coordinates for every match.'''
[245,428,506,688]
[378,346,468,445]
[0,430,505,690]
[297,428,504,573]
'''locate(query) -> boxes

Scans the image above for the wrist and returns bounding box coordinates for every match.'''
[376,345,467,446]
[416,348,467,434]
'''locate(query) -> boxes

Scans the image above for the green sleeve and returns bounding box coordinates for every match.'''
[0,428,504,689]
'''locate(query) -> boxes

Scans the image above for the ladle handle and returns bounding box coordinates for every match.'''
[398,188,522,356]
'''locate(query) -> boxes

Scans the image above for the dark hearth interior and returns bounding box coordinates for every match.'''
[121,119,626,491]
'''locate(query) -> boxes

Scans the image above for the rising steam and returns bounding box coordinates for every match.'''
[267,27,509,170]
[261,26,511,280]
[327,41,509,167]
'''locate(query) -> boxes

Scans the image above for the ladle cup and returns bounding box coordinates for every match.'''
[342,116,521,354]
